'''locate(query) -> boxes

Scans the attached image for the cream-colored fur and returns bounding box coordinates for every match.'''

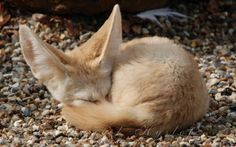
[19,5,209,137]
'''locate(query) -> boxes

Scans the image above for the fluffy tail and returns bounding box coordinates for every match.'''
[61,101,146,131]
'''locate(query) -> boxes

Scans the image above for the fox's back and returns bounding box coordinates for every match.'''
[111,37,209,132]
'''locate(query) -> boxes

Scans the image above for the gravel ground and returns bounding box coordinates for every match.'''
[0,0,236,146]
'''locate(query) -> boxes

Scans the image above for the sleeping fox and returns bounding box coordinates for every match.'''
[19,4,209,137]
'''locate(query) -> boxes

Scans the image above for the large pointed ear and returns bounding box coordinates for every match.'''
[19,25,70,82]
[81,4,122,72]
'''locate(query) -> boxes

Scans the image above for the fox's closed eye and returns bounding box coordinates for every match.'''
[73,91,91,100]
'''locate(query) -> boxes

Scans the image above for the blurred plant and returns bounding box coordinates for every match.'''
[136,8,188,27]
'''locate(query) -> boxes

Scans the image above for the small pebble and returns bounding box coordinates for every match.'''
[80,32,92,42]
[142,28,149,34]
[41,110,50,116]
[21,107,32,117]
[227,112,236,121]
[179,141,190,147]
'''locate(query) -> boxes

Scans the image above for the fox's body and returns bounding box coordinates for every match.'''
[62,37,209,135]
[19,5,209,137]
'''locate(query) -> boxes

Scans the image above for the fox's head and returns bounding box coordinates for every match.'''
[19,5,122,105]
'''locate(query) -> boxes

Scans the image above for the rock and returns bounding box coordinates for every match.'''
[57,103,64,109]
[0,104,13,113]
[80,32,92,42]
[89,133,102,140]
[0,138,6,144]
[59,41,67,49]
[60,34,66,40]
[226,135,236,144]
[168,28,177,37]
[65,141,76,147]
[219,106,228,112]
[32,13,46,21]
[11,82,19,88]
[179,141,190,147]
[21,107,32,117]
[11,82,20,92]
[208,89,218,95]
[0,72,3,82]
[100,136,109,144]
[32,124,39,131]
[8,0,169,15]
[207,78,219,87]
[142,28,149,34]
[12,137,22,146]
[11,57,22,61]
[146,138,156,146]
[227,112,236,121]
[100,144,110,147]
[80,143,91,147]
[215,93,224,101]
[229,104,236,112]
[200,134,207,141]
[119,140,129,147]
[132,25,142,34]
[202,142,212,147]
[27,139,35,145]
[41,110,50,116]
[13,120,22,127]
[221,87,233,96]
[228,28,234,35]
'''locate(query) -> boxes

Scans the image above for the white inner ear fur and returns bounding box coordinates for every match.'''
[100,5,122,59]
[30,40,55,77]
[90,5,122,73]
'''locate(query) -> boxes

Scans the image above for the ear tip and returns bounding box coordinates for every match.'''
[18,25,35,52]
[114,4,120,9]
[113,4,121,12]
[19,24,27,31]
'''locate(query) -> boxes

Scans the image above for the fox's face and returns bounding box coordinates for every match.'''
[40,59,113,104]
[19,5,122,105]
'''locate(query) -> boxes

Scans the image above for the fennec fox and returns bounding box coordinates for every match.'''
[19,5,209,136]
